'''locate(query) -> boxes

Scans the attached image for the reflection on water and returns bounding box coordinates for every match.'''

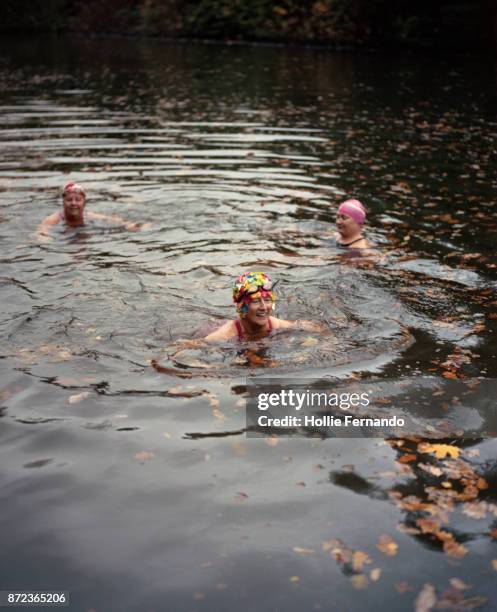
[0,36,496,611]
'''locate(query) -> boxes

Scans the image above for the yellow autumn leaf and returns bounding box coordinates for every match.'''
[417,443,460,459]
[352,550,372,572]
[376,534,398,556]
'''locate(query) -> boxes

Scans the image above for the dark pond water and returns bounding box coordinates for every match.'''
[1,36,497,611]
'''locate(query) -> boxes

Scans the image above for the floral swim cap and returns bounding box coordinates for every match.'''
[233,271,277,318]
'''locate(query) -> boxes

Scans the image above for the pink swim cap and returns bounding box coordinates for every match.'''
[63,182,85,196]
[338,199,366,225]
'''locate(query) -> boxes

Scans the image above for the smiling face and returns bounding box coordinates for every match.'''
[63,191,86,220]
[244,291,274,327]
[336,212,361,240]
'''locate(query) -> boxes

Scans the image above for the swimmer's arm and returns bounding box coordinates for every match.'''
[87,211,151,231]
[272,317,328,333]
[36,213,60,241]
[294,320,329,333]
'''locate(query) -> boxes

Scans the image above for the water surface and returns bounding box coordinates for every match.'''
[1,37,497,611]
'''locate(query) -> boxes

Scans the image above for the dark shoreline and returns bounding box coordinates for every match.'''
[1,31,493,63]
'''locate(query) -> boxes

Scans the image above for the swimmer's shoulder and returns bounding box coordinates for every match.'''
[42,211,63,226]
[350,238,370,249]
[270,316,293,330]
[204,320,238,342]
[86,211,110,222]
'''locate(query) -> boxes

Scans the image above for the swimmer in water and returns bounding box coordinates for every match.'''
[36,182,146,240]
[151,271,329,376]
[204,271,324,342]
[335,198,370,249]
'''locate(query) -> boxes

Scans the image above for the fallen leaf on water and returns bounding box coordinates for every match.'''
[492,560,497,571]
[397,524,421,536]
[449,578,471,590]
[293,547,314,556]
[376,534,398,557]
[265,436,279,447]
[321,539,336,552]
[134,451,154,461]
[68,391,91,404]
[370,568,381,582]
[330,541,353,565]
[234,492,249,501]
[418,443,460,459]
[399,453,417,463]
[442,371,458,379]
[462,501,487,520]
[212,408,227,422]
[414,583,437,612]
[477,477,488,490]
[443,537,468,559]
[289,576,300,583]
[352,550,372,572]
[208,394,220,408]
[416,519,440,534]
[418,463,443,477]
[350,574,368,590]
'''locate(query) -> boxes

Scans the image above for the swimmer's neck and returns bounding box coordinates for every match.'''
[338,230,363,246]
[240,317,271,339]
[63,211,86,227]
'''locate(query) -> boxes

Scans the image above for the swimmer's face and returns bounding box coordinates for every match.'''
[63,191,86,217]
[336,212,360,237]
[245,292,274,327]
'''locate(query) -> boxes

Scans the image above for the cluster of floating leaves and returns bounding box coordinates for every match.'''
[284,436,495,608]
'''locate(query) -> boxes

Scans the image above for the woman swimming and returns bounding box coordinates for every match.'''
[204,271,323,342]
[335,198,370,249]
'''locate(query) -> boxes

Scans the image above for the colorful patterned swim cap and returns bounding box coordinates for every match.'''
[233,271,277,318]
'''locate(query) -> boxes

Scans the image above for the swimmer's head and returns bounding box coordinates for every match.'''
[337,199,366,225]
[63,182,86,198]
[233,271,277,318]
[62,182,86,218]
